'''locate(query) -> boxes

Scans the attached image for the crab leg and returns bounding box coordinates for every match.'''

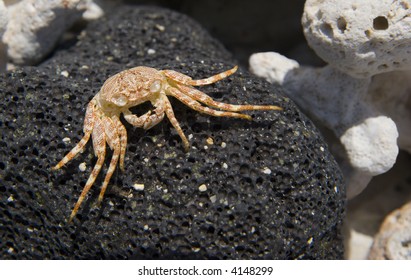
[69,118,106,222]
[98,116,121,204]
[113,116,127,172]
[162,65,238,86]
[162,96,190,151]
[176,83,282,112]
[52,100,96,170]
[167,87,252,120]
[52,134,91,170]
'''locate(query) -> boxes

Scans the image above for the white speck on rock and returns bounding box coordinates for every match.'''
[206,137,214,145]
[262,167,272,174]
[147,49,156,55]
[198,184,207,192]
[155,24,165,31]
[60,70,69,77]
[133,183,145,191]
[79,162,87,172]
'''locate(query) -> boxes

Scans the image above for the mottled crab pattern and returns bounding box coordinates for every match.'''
[53,66,282,221]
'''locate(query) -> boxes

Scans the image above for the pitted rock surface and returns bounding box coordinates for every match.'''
[0,6,345,259]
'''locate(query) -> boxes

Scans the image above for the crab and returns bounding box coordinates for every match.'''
[52,65,282,222]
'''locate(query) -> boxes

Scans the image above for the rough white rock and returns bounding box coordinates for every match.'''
[0,1,7,36]
[0,0,8,71]
[340,116,398,176]
[303,0,411,79]
[250,52,299,84]
[345,152,411,259]
[82,0,104,20]
[368,70,411,154]
[368,200,411,259]
[82,0,123,20]
[3,0,87,65]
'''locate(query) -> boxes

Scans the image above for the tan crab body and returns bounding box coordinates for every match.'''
[53,65,282,222]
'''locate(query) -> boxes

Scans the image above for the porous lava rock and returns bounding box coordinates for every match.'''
[0,6,345,259]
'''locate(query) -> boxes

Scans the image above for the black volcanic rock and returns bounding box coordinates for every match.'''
[0,6,345,259]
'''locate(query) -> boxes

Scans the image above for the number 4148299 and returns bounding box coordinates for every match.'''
[230,266,273,275]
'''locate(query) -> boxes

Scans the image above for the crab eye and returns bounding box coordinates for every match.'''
[150,80,162,93]
[114,95,127,106]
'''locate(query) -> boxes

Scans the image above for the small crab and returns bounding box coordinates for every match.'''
[53,65,282,221]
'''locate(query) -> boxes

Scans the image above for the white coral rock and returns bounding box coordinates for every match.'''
[303,0,411,79]
[369,70,411,154]
[340,116,398,176]
[368,200,411,259]
[0,0,8,71]
[3,0,87,65]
